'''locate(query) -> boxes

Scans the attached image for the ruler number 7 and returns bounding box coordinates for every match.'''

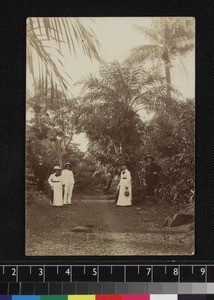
[146,267,151,275]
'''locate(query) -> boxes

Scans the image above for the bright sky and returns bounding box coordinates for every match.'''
[27,17,195,152]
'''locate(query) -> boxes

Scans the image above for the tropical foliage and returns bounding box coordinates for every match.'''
[26,17,195,206]
[127,17,195,101]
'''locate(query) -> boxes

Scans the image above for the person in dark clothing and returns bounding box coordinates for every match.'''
[34,156,48,193]
[144,155,162,197]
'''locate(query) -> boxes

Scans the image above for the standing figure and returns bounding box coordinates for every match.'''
[144,155,162,197]
[48,166,63,206]
[34,156,47,193]
[117,163,132,206]
[62,162,75,205]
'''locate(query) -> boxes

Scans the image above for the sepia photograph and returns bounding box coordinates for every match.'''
[26,17,195,256]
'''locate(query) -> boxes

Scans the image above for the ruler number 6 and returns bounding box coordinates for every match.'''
[201,268,205,276]
[11,268,16,276]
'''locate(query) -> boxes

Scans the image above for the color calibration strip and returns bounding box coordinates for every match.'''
[3,282,214,295]
[0,295,214,299]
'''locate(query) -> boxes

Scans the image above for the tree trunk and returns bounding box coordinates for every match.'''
[164,50,172,104]
[103,172,114,192]
[129,162,141,205]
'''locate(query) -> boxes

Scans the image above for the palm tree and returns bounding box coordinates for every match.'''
[79,60,180,197]
[127,17,195,104]
[80,60,180,114]
[27,17,101,97]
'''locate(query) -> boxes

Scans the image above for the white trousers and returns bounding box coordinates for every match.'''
[63,184,74,204]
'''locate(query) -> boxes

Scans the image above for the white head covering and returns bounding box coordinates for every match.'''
[54,166,61,170]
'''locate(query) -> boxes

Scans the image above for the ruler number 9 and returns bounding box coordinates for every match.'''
[11,268,16,276]
[200,267,205,276]
[173,268,178,276]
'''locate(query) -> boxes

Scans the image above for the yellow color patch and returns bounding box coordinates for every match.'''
[68,296,95,300]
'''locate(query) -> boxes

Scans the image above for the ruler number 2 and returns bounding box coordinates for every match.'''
[11,268,16,276]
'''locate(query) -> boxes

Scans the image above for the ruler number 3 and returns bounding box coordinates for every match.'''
[39,268,43,276]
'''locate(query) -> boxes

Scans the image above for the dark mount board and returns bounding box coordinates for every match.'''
[0,0,214,264]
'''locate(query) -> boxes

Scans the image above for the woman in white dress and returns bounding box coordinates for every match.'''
[48,166,63,207]
[117,164,132,206]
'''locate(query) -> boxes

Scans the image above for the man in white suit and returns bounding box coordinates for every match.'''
[62,162,75,205]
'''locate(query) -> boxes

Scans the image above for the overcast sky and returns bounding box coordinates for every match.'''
[27,17,195,152]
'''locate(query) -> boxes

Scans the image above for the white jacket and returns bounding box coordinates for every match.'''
[61,169,75,185]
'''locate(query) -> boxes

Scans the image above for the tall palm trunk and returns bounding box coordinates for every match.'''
[164,49,172,105]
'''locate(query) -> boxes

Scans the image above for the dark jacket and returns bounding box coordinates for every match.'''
[146,162,162,185]
[34,164,47,181]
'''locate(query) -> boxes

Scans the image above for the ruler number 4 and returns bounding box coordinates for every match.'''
[65,268,70,276]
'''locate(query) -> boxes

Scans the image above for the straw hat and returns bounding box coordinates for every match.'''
[144,155,154,161]
[64,162,72,167]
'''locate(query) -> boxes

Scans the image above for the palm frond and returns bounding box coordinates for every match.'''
[126,45,163,65]
[133,25,163,45]
[27,17,101,98]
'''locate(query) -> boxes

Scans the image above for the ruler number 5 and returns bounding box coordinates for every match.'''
[93,267,97,276]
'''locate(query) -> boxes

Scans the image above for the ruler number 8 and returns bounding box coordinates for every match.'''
[201,268,205,276]
[173,268,178,276]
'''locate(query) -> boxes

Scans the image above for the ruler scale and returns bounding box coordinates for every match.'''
[0,265,214,295]
[1,265,213,283]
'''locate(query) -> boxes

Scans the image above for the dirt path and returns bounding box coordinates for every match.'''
[26,193,194,256]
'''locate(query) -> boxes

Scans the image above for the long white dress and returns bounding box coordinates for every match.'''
[117,169,132,206]
[48,173,63,206]
[61,169,75,204]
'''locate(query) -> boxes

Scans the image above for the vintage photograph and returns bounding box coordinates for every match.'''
[26,17,195,256]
